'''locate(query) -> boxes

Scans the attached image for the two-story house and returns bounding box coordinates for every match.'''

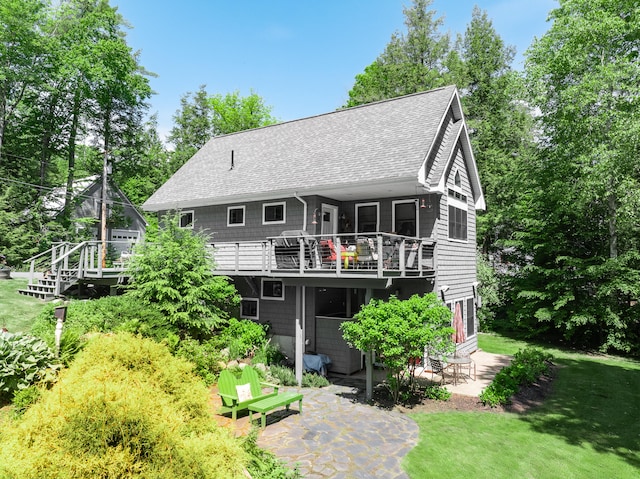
[143,85,484,384]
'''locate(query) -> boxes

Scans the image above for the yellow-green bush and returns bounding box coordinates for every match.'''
[0,333,248,479]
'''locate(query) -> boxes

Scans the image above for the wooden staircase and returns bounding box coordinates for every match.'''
[19,241,132,300]
[18,269,79,300]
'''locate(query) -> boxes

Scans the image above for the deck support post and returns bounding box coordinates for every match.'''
[365,287,374,401]
[295,286,305,386]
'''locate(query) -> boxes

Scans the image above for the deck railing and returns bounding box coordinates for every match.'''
[23,240,137,295]
[210,232,436,278]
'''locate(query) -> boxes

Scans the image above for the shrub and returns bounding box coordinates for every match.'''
[214,318,268,359]
[11,385,41,417]
[251,340,286,366]
[0,333,250,478]
[301,372,330,388]
[268,365,330,388]
[424,384,451,401]
[480,347,553,407]
[268,364,298,386]
[242,430,301,479]
[341,294,454,404]
[30,296,171,364]
[127,212,241,337]
[0,331,59,404]
[175,338,225,385]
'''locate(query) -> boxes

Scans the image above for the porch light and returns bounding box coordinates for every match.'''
[440,285,450,302]
[311,208,319,225]
[421,198,427,208]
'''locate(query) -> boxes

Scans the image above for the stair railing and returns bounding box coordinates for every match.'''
[51,242,88,296]
[21,243,70,286]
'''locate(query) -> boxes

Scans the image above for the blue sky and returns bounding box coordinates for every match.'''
[112,0,556,140]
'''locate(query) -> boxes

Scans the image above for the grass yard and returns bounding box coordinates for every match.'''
[403,333,640,478]
[0,278,46,332]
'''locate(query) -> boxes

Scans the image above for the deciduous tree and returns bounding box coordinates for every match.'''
[514,0,640,354]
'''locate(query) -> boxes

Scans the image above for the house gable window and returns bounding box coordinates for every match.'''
[261,279,284,300]
[227,205,245,227]
[356,202,379,233]
[448,188,467,241]
[240,298,259,319]
[454,170,462,188]
[393,200,417,236]
[263,202,286,225]
[179,211,194,229]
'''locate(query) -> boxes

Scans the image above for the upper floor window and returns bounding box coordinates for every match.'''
[227,205,245,227]
[263,202,286,225]
[356,203,379,233]
[393,200,417,237]
[448,188,467,241]
[448,205,467,240]
[179,210,194,228]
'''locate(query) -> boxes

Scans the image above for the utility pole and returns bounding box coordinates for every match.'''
[101,150,108,268]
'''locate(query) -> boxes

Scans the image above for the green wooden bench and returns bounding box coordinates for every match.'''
[217,366,279,421]
[248,391,303,428]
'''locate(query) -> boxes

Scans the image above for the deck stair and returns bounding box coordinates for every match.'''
[18,241,132,300]
[18,268,79,300]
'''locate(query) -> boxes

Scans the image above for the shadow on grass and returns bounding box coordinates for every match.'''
[521,357,640,469]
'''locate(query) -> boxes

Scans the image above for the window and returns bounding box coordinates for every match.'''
[466,297,475,338]
[454,170,461,188]
[179,211,194,228]
[393,200,417,236]
[240,298,259,319]
[263,202,285,224]
[227,206,245,226]
[448,188,467,241]
[356,203,379,233]
[261,279,284,300]
[448,205,467,240]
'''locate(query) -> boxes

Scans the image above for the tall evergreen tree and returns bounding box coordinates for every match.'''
[344,0,455,107]
[458,7,535,254]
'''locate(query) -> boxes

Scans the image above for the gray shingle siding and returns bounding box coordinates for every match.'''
[147,86,484,359]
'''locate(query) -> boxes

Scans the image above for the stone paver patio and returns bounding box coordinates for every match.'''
[212,350,511,478]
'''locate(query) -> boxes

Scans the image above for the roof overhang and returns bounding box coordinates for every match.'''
[142,177,426,212]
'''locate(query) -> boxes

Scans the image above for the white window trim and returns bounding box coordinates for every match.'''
[227,205,246,227]
[355,202,380,233]
[179,210,194,229]
[262,201,286,225]
[392,199,419,236]
[240,297,259,319]
[261,278,285,301]
[465,296,476,339]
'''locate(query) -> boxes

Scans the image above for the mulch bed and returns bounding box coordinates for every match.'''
[370,364,557,415]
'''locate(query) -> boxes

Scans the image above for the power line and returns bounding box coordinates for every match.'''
[0,176,142,209]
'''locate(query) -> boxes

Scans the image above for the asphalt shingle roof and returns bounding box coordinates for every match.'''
[143,86,459,211]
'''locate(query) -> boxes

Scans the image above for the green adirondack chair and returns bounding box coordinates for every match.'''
[217,366,279,420]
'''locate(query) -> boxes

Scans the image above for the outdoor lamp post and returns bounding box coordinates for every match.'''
[54,306,67,358]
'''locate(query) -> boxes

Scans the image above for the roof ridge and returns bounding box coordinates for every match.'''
[213,85,458,140]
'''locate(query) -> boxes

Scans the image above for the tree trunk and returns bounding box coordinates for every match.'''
[63,90,81,227]
[608,190,617,260]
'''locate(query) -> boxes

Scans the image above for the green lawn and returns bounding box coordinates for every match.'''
[403,333,640,478]
[0,279,47,332]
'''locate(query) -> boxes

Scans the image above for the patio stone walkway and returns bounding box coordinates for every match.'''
[255,384,417,479]
[211,350,511,478]
[212,382,417,479]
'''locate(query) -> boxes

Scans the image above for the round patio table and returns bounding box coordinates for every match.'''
[447,356,476,385]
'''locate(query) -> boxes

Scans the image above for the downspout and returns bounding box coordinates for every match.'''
[294,192,308,232]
